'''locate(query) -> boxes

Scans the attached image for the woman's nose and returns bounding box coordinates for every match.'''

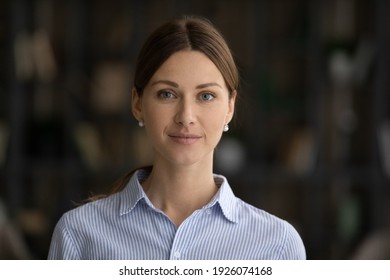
[174,99,196,127]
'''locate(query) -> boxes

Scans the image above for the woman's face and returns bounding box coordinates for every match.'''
[132,50,235,167]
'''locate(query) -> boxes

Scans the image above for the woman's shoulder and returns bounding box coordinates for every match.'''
[56,171,143,228]
[58,191,122,227]
[235,198,302,238]
[235,198,284,223]
[234,198,306,259]
[218,176,299,234]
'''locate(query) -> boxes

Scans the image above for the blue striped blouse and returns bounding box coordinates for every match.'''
[48,170,306,260]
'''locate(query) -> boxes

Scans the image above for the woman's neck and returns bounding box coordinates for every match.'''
[141,161,218,227]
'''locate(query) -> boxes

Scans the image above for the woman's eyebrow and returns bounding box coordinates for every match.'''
[150,80,179,87]
[196,82,222,89]
[150,80,222,89]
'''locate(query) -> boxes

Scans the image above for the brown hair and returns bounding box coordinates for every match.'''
[89,16,239,201]
[134,15,239,97]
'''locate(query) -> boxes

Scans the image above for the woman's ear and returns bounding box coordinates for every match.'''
[131,87,143,121]
[225,90,237,124]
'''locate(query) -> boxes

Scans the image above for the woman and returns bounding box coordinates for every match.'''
[48,15,306,260]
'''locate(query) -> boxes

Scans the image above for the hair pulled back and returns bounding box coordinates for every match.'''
[133,15,239,97]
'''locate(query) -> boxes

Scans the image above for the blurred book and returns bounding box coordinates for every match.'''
[74,122,103,170]
[14,30,57,82]
[283,127,316,175]
[91,62,131,114]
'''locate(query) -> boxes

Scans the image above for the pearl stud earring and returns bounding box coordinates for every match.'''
[223,124,229,132]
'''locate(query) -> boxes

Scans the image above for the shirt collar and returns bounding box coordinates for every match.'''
[119,170,239,223]
[208,174,239,224]
[119,170,148,216]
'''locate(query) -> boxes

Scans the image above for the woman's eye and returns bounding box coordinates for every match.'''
[199,93,215,101]
[158,90,176,99]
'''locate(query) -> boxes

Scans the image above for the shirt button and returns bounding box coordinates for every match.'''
[205,209,212,215]
[174,251,181,259]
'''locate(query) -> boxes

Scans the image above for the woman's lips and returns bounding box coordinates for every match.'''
[168,133,202,144]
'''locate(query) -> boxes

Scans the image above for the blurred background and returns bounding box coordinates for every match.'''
[0,0,389,260]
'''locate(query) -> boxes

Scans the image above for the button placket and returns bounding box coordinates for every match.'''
[173,251,181,259]
[169,210,203,260]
